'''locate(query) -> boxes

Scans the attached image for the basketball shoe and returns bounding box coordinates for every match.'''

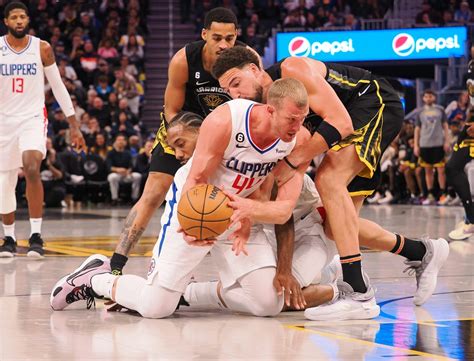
[403,237,449,306]
[50,254,111,311]
[0,236,17,258]
[304,271,379,321]
[27,233,44,258]
[449,222,474,240]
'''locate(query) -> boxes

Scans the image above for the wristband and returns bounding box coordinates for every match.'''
[110,252,128,274]
[283,156,298,170]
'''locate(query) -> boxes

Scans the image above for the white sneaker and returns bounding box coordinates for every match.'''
[447,196,461,206]
[377,191,394,204]
[304,272,380,321]
[437,195,452,206]
[367,192,382,204]
[403,238,450,306]
[449,222,474,240]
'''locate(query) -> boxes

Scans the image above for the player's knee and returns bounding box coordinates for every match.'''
[250,294,282,317]
[315,171,339,195]
[139,301,176,319]
[23,163,40,181]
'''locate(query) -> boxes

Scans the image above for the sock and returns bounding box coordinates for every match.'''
[340,254,367,293]
[391,234,427,261]
[30,218,42,236]
[183,281,223,309]
[3,223,16,241]
[90,273,119,299]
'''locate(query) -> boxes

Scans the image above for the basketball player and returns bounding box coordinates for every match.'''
[0,2,84,258]
[109,7,260,275]
[448,59,474,240]
[211,47,449,319]
[50,79,312,318]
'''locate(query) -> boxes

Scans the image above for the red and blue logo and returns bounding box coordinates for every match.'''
[288,36,310,57]
[392,33,415,57]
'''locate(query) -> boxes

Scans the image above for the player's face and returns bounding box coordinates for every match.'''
[4,9,29,39]
[202,22,237,58]
[271,98,308,142]
[167,125,198,164]
[219,64,264,102]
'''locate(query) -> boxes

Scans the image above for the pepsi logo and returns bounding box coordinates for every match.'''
[392,33,415,57]
[288,36,310,57]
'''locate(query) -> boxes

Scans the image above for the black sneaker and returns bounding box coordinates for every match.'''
[0,236,17,258]
[27,233,45,258]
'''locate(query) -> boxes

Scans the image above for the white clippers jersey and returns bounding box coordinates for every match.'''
[171,99,296,200]
[0,35,45,117]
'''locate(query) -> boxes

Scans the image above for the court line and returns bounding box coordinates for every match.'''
[379,290,474,320]
[285,325,455,360]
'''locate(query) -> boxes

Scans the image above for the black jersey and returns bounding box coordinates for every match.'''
[183,40,246,117]
[266,59,375,134]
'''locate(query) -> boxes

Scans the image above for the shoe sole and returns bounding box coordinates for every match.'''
[50,254,109,310]
[0,252,15,258]
[27,250,45,259]
[414,238,450,306]
[305,304,381,321]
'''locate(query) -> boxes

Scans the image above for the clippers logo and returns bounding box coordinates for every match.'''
[392,33,415,57]
[393,32,461,57]
[289,37,310,57]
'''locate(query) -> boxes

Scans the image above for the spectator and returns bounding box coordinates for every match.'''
[77,39,100,87]
[242,24,264,55]
[414,90,450,205]
[106,134,142,205]
[72,95,86,123]
[128,134,141,157]
[111,111,137,138]
[98,38,120,60]
[96,74,114,102]
[90,132,110,160]
[283,7,307,28]
[41,139,66,208]
[121,34,144,66]
[441,9,457,26]
[416,1,440,24]
[119,55,138,78]
[108,92,120,120]
[79,11,100,46]
[59,145,86,208]
[134,138,154,192]
[51,109,69,149]
[94,58,115,86]
[344,13,360,30]
[117,98,138,125]
[58,56,79,85]
[89,96,111,130]
[455,1,472,23]
[79,112,91,134]
[446,91,469,125]
[59,4,79,39]
[113,67,140,115]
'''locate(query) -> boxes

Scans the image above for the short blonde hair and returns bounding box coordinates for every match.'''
[267,78,308,109]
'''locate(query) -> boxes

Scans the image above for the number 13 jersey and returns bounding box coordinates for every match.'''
[0,35,44,117]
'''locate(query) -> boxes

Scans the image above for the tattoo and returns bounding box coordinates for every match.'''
[115,209,146,256]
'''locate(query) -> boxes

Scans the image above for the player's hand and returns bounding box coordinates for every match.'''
[228,218,250,256]
[443,142,451,153]
[273,272,306,310]
[177,226,216,246]
[414,145,420,158]
[69,126,85,151]
[221,189,255,224]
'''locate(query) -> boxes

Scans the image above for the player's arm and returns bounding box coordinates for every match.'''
[280,58,353,166]
[40,41,85,149]
[163,48,188,122]
[182,104,232,195]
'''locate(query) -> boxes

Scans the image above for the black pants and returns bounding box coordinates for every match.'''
[446,144,474,223]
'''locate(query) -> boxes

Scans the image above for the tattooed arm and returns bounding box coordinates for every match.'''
[111,209,146,273]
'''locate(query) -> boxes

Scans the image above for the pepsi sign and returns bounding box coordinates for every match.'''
[277,27,467,62]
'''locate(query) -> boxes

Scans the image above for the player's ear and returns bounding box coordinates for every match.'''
[266,104,275,115]
[201,28,207,41]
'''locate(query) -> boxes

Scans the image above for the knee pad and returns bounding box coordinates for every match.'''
[0,169,18,214]
[249,291,283,317]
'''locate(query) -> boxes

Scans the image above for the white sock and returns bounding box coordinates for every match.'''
[91,273,119,299]
[184,281,224,309]
[3,223,16,241]
[30,218,42,236]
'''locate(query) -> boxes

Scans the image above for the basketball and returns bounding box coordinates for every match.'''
[177,184,233,239]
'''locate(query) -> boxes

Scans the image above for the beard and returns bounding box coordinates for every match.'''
[246,84,263,103]
[8,25,28,39]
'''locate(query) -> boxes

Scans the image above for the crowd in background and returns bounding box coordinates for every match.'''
[0,0,153,207]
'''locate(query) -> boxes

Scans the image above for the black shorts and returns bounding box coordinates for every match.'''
[332,78,404,196]
[418,147,446,168]
[149,114,182,176]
